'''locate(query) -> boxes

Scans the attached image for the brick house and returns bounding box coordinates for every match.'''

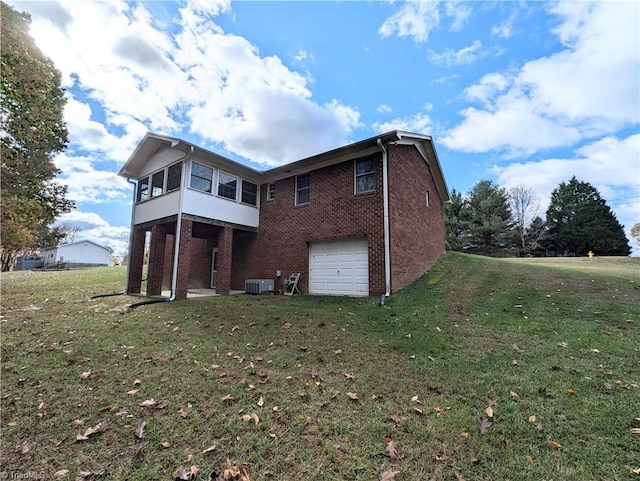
[118,130,449,299]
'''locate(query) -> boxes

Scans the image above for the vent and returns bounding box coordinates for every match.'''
[245,279,274,294]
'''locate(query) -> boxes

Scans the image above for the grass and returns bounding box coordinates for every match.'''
[1,254,639,481]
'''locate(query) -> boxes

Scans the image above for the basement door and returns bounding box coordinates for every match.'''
[309,238,369,296]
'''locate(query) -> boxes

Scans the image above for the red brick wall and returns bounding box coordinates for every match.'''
[236,158,386,295]
[387,144,446,292]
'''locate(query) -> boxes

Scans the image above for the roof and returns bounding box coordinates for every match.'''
[56,239,113,253]
[119,130,450,203]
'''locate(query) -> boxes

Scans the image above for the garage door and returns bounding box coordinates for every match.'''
[309,238,369,296]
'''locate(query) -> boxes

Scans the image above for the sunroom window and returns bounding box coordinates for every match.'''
[137,177,149,202]
[190,162,213,193]
[218,172,237,200]
[166,162,182,192]
[241,180,258,206]
[151,170,164,198]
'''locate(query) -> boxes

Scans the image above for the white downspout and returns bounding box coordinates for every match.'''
[125,178,138,293]
[377,138,391,297]
[170,146,194,301]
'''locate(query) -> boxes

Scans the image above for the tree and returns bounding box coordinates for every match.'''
[545,177,630,256]
[444,189,469,250]
[467,180,514,251]
[0,2,74,271]
[631,222,640,248]
[525,216,548,254]
[509,185,539,253]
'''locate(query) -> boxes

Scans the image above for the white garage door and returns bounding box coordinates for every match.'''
[309,238,369,296]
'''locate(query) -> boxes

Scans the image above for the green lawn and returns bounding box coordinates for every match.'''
[1,254,639,480]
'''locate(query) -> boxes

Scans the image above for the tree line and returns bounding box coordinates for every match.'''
[444,178,632,257]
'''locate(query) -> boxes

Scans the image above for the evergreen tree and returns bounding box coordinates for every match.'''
[444,188,469,250]
[467,180,514,250]
[0,2,74,270]
[545,177,630,256]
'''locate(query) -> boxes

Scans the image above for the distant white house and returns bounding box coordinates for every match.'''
[40,240,114,267]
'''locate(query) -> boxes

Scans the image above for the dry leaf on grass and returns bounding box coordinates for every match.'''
[76,419,111,441]
[221,394,236,403]
[454,470,466,481]
[173,465,199,480]
[346,392,358,400]
[75,470,104,481]
[383,436,397,458]
[478,415,492,434]
[53,470,70,478]
[485,406,494,418]
[380,469,399,481]
[139,398,157,407]
[547,440,562,449]
[257,397,264,407]
[179,407,189,418]
[408,406,423,415]
[241,413,260,425]
[510,391,520,401]
[202,444,217,454]
[134,421,146,439]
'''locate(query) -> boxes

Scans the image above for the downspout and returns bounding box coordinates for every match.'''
[169,145,194,301]
[377,138,391,297]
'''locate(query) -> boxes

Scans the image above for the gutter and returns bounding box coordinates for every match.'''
[377,138,391,297]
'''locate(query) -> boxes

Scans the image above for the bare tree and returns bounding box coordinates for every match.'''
[57,222,82,243]
[631,222,640,247]
[509,185,539,252]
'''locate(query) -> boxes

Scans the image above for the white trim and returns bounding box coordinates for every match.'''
[354,157,376,194]
[377,138,391,297]
[217,170,239,201]
[295,173,310,206]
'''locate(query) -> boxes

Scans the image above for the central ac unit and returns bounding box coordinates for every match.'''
[245,279,274,294]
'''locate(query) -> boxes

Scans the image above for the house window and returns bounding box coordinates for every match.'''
[167,162,182,192]
[151,170,164,198]
[355,158,375,194]
[296,174,310,205]
[137,176,149,202]
[267,183,275,201]
[241,180,258,206]
[190,162,213,192]
[218,172,237,200]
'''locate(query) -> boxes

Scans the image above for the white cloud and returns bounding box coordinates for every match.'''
[444,1,471,31]
[376,104,393,114]
[373,112,433,135]
[428,40,483,67]
[379,0,440,43]
[55,210,131,258]
[443,1,640,155]
[492,134,640,250]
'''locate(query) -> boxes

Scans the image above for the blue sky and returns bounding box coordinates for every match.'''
[9,0,640,257]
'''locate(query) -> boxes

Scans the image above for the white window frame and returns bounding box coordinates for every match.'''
[425,191,430,208]
[217,171,238,201]
[190,161,214,193]
[355,157,376,194]
[296,174,310,206]
[267,182,275,201]
[240,179,258,206]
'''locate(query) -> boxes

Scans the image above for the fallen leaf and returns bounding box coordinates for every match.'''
[384,437,397,458]
[220,394,236,403]
[53,470,70,478]
[283,322,292,329]
[408,354,416,359]
[19,440,29,454]
[528,415,537,423]
[632,467,640,475]
[510,391,520,401]
[565,388,576,396]
[547,440,562,449]
[134,421,146,439]
[460,431,470,439]
[380,469,399,481]
[334,349,342,355]
[453,470,465,481]
[433,403,445,415]
[485,406,494,419]
[139,398,157,407]
[257,397,264,407]
[346,392,358,400]
[478,415,492,434]
[408,406,423,415]
[389,414,402,424]
[557,341,568,348]
[344,373,355,379]
[160,441,171,448]
[80,371,92,379]
[411,395,421,403]
[179,407,189,418]
[631,428,640,435]
[127,389,139,395]
[512,344,524,354]
[591,348,600,353]
[172,465,199,480]
[538,387,554,398]
[133,379,142,385]
[75,470,104,481]
[603,383,613,390]
[76,419,111,441]
[525,455,534,463]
